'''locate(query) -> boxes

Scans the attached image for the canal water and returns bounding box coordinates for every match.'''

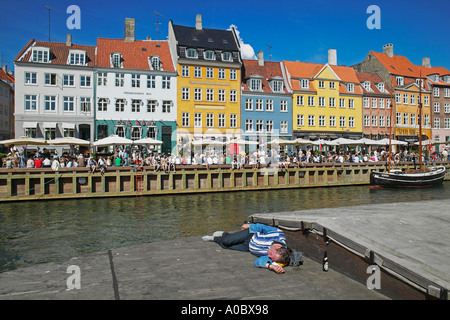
[1,182,449,272]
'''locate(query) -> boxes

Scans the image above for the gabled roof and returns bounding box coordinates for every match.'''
[417,65,450,86]
[370,51,418,78]
[241,59,289,94]
[15,39,96,66]
[96,38,175,72]
[0,68,14,84]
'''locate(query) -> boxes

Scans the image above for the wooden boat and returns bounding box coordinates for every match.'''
[370,73,446,188]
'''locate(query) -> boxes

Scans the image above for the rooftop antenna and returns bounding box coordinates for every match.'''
[43,5,57,41]
[266,44,272,61]
[154,11,166,40]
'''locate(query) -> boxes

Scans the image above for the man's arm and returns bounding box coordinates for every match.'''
[254,256,285,274]
[246,223,280,234]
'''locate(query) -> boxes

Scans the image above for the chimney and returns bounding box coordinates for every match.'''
[196,14,202,30]
[66,34,72,47]
[125,18,135,42]
[257,51,264,66]
[383,43,394,58]
[422,57,431,68]
[328,49,337,66]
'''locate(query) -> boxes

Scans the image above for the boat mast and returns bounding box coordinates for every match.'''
[388,78,395,172]
[418,71,423,171]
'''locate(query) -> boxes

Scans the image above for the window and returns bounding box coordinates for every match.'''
[329,116,336,127]
[194,88,202,101]
[147,75,156,88]
[256,119,264,132]
[111,53,122,68]
[44,95,56,111]
[206,89,214,101]
[186,48,198,58]
[395,93,401,103]
[69,51,86,65]
[132,99,141,112]
[229,90,237,103]
[424,114,430,126]
[379,115,385,127]
[301,79,309,89]
[45,73,57,86]
[206,67,214,79]
[319,115,325,127]
[115,126,125,137]
[364,115,370,127]
[162,76,170,89]
[218,114,225,127]
[339,116,346,127]
[266,120,273,133]
[182,87,190,100]
[131,126,142,140]
[131,74,141,88]
[297,95,304,106]
[318,81,325,89]
[280,100,288,112]
[162,101,171,113]
[378,83,385,92]
[297,114,304,127]
[63,96,75,112]
[319,97,325,107]
[339,98,345,108]
[329,82,335,89]
[349,117,355,128]
[403,94,408,105]
[307,96,315,106]
[445,103,450,113]
[445,118,450,129]
[150,56,161,71]
[245,119,253,132]
[147,100,156,113]
[445,88,450,98]
[204,50,215,60]
[434,102,440,113]
[308,115,315,126]
[256,99,263,111]
[266,99,273,111]
[80,75,91,87]
[230,114,237,128]
[45,128,56,140]
[80,97,91,113]
[372,98,377,108]
[364,97,370,108]
[424,95,429,106]
[25,72,37,84]
[218,89,225,102]
[182,112,190,127]
[32,48,50,63]
[396,112,402,125]
[434,87,440,97]
[194,113,202,127]
[230,69,237,81]
[64,127,75,138]
[346,83,354,92]
[115,73,124,87]
[115,99,125,112]
[194,66,201,78]
[434,118,440,129]
[379,98,385,109]
[249,78,262,91]
[222,52,232,61]
[218,68,225,80]
[25,128,37,138]
[271,80,283,92]
[349,99,355,109]
[396,77,404,86]
[371,115,377,127]
[245,99,253,111]
[410,95,416,105]
[146,127,157,139]
[410,114,416,126]
[25,95,37,111]
[206,113,214,127]
[181,65,189,77]
[329,97,335,108]
[98,72,107,86]
[97,98,107,111]
[280,121,288,133]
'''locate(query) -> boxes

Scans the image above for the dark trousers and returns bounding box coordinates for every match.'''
[214,229,253,252]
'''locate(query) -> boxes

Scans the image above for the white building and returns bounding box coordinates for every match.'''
[0,65,15,147]
[94,18,178,155]
[14,36,95,147]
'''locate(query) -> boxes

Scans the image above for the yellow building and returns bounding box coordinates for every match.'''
[282,59,363,142]
[168,15,242,145]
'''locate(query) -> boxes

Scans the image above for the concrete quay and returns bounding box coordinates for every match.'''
[0,236,387,300]
[250,198,450,300]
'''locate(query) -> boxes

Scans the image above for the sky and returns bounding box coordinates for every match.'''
[1,0,450,73]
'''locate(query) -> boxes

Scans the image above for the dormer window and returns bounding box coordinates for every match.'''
[248,76,262,91]
[396,76,404,86]
[363,81,371,91]
[222,52,232,62]
[346,83,354,92]
[111,53,123,68]
[270,79,283,92]
[186,48,198,59]
[204,50,215,60]
[149,56,161,71]
[377,83,385,92]
[68,50,86,66]
[300,79,309,89]
[31,47,50,63]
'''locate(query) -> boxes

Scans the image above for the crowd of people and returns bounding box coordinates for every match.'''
[2,145,449,173]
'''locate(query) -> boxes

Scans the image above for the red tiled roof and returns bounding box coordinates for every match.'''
[96,38,175,72]
[355,72,391,95]
[241,59,289,93]
[17,40,96,66]
[370,51,418,78]
[0,68,14,83]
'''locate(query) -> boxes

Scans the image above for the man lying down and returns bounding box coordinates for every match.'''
[202,223,303,274]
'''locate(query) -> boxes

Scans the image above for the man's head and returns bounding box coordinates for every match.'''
[267,242,291,266]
